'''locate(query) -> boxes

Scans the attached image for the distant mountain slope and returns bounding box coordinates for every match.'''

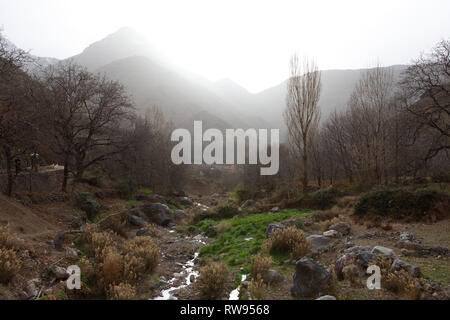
[96,56,251,128]
[251,65,409,134]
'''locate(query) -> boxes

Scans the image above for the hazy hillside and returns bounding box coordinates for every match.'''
[9,28,409,137]
[249,65,409,134]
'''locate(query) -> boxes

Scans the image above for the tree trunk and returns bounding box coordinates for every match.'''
[302,152,308,193]
[62,155,69,193]
[4,146,14,197]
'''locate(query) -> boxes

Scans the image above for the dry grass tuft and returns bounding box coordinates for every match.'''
[216,221,232,234]
[265,226,310,260]
[248,275,267,300]
[107,282,137,300]
[123,236,160,273]
[196,261,229,299]
[0,225,21,251]
[250,254,272,280]
[0,247,22,284]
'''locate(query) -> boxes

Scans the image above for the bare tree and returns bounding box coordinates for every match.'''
[401,39,450,161]
[41,61,134,192]
[284,55,321,192]
[0,32,38,196]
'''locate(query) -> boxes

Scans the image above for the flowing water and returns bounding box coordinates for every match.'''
[229,274,247,300]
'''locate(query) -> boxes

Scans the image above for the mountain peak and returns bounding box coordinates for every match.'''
[70,26,163,71]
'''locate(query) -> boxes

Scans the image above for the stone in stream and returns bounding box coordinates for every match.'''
[140,203,172,226]
[291,257,332,299]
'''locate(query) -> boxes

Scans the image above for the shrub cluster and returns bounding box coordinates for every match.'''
[196,261,229,299]
[264,226,309,260]
[354,186,446,220]
[0,226,22,284]
[77,225,159,299]
[250,254,272,280]
[75,192,100,220]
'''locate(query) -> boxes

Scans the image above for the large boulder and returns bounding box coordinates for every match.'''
[329,222,351,236]
[140,203,172,226]
[306,235,332,254]
[291,257,332,298]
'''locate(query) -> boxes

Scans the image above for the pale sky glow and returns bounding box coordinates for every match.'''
[1,0,449,92]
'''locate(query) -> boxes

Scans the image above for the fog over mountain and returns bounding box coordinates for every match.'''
[8,27,408,138]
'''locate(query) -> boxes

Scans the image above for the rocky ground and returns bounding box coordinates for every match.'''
[0,186,449,300]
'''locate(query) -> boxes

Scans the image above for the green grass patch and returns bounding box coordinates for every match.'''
[402,256,450,286]
[198,209,310,272]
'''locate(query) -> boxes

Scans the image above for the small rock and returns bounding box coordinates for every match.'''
[65,247,78,258]
[49,265,69,280]
[306,235,332,254]
[189,274,196,283]
[329,222,351,236]
[178,197,194,206]
[241,281,250,289]
[173,210,188,221]
[372,246,395,257]
[323,230,339,238]
[263,269,283,284]
[136,228,152,237]
[270,207,280,213]
[316,295,337,300]
[129,215,148,228]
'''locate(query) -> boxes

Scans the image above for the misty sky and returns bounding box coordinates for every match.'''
[1,0,449,93]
